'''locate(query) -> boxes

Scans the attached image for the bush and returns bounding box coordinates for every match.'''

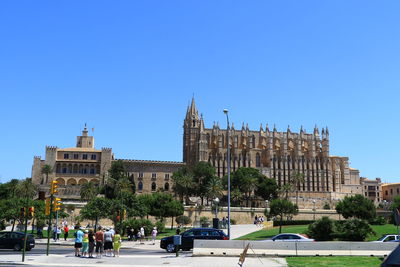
[176,215,192,226]
[335,219,375,241]
[155,221,165,233]
[323,203,330,210]
[369,216,387,225]
[124,218,153,236]
[272,220,315,227]
[306,216,335,241]
[230,218,237,225]
[200,216,209,224]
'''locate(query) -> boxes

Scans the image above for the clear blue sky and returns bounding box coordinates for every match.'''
[1,1,399,183]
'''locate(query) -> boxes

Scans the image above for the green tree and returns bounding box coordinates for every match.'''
[80,181,98,201]
[164,199,184,229]
[255,176,278,201]
[80,197,112,230]
[104,160,133,199]
[336,218,375,241]
[230,167,261,207]
[267,198,299,233]
[192,162,216,205]
[16,178,38,199]
[290,172,305,206]
[336,195,376,220]
[0,179,19,199]
[41,164,53,185]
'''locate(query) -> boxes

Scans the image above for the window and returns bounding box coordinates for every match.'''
[74,154,79,159]
[90,169,95,174]
[151,182,157,191]
[397,188,399,194]
[164,174,170,180]
[183,230,194,237]
[138,182,143,191]
[82,154,88,160]
[386,190,388,196]
[152,173,157,179]
[139,173,143,178]
[64,154,69,159]
[62,168,67,173]
[91,154,96,160]
[368,186,375,191]
[365,192,367,196]
[256,153,261,167]
[164,182,169,191]
[391,189,393,195]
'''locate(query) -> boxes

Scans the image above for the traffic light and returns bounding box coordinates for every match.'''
[20,207,26,217]
[53,198,62,211]
[50,180,58,195]
[28,206,35,217]
[45,198,51,216]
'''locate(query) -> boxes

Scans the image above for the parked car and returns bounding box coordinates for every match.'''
[0,231,35,251]
[263,233,314,242]
[372,234,400,242]
[160,228,228,253]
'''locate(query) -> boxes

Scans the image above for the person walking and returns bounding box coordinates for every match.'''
[113,230,122,257]
[82,230,89,258]
[57,226,62,240]
[95,227,104,258]
[140,226,145,244]
[74,226,84,257]
[63,225,69,241]
[103,228,114,257]
[151,227,157,245]
[53,225,58,241]
[88,229,95,258]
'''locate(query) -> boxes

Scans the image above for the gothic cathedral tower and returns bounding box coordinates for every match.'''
[183,98,207,167]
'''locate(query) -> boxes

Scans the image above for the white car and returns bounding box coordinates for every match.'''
[372,235,400,242]
[263,233,314,242]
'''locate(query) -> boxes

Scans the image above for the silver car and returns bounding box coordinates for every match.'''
[264,233,314,242]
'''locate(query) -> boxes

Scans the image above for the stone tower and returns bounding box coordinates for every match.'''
[183,98,207,167]
[76,124,94,148]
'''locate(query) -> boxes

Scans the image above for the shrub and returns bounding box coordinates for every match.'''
[124,218,153,236]
[200,216,209,224]
[369,216,387,225]
[323,203,330,210]
[0,220,5,230]
[306,216,335,241]
[335,219,375,241]
[176,215,192,226]
[230,218,237,225]
[155,220,165,233]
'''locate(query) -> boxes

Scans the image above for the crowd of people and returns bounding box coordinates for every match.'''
[254,215,265,227]
[73,226,122,258]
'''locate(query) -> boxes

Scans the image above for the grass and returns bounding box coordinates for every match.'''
[236,224,400,241]
[286,256,383,267]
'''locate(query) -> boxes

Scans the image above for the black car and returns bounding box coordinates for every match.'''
[160,228,228,253]
[0,231,35,251]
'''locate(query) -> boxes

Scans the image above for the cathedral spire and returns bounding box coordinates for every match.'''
[185,97,199,121]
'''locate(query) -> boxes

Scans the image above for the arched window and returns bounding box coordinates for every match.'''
[256,153,261,167]
[151,182,157,191]
[164,182,170,191]
[251,135,256,148]
[138,182,143,191]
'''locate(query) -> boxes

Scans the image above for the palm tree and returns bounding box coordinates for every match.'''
[15,178,38,199]
[278,183,294,200]
[205,176,223,202]
[80,181,98,201]
[41,164,53,184]
[172,172,194,204]
[290,172,305,206]
[115,177,133,197]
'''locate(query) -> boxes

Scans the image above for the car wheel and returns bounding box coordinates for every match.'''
[166,244,176,253]
[13,244,21,251]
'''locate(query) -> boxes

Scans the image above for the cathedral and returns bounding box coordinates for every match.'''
[183,98,364,206]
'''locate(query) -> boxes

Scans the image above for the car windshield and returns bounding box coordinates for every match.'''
[377,235,393,241]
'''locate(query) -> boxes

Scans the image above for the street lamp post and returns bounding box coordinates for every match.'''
[214,197,220,218]
[223,109,231,239]
[265,200,269,220]
[312,200,316,220]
